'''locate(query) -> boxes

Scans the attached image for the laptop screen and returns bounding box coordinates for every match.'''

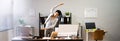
[85,22,96,29]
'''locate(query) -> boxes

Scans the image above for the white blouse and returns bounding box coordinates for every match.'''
[45,18,58,29]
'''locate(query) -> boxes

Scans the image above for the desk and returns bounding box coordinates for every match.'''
[12,39,83,41]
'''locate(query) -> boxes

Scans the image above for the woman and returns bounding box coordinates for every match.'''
[43,3,64,37]
[44,10,62,37]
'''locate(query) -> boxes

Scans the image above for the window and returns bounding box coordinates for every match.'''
[0,0,13,32]
[0,15,13,31]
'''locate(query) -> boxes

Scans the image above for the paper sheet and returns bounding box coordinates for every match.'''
[84,8,97,18]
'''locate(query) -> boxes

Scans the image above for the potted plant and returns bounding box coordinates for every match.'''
[65,12,71,17]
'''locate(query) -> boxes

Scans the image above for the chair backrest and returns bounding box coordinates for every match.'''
[92,30,105,40]
[50,31,58,38]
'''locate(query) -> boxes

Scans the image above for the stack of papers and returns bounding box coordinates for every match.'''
[42,37,51,39]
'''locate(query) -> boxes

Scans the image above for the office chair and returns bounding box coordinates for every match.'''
[92,30,105,41]
[50,31,58,39]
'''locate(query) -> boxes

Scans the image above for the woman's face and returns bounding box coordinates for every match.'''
[54,12,59,17]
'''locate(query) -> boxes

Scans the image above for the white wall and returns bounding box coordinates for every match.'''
[32,0,120,41]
